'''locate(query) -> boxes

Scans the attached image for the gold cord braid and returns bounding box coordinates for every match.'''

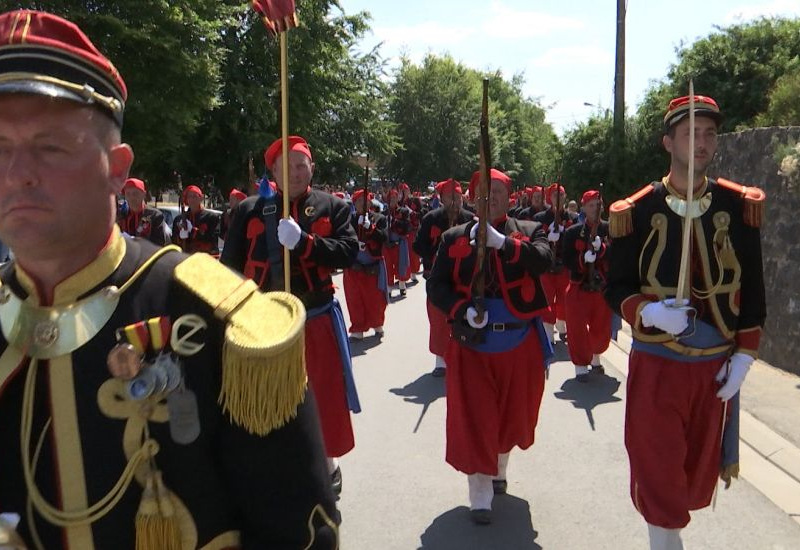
[21,359,159,527]
[18,245,180,529]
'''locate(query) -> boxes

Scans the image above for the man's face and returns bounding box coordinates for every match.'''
[185,191,203,211]
[273,150,314,200]
[532,191,543,208]
[0,95,132,260]
[663,116,719,176]
[489,180,509,221]
[389,194,398,208]
[583,198,601,220]
[124,187,146,211]
[549,191,565,210]
[354,196,366,213]
[441,190,462,210]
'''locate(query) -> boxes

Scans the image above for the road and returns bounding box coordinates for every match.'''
[331,274,800,550]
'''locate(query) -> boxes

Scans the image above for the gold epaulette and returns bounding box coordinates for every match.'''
[608,183,656,238]
[173,253,307,436]
[716,178,766,228]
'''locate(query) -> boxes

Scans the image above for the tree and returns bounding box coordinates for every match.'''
[755,63,800,127]
[184,0,399,194]
[8,0,238,191]
[387,54,558,188]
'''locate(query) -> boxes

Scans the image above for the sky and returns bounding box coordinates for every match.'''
[336,0,800,134]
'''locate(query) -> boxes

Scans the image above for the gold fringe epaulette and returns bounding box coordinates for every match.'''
[173,254,307,436]
[716,178,766,228]
[608,183,656,238]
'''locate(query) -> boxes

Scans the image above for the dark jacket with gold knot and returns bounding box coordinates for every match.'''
[604,177,766,358]
[562,220,610,286]
[532,208,579,272]
[427,217,553,321]
[221,188,358,309]
[172,208,220,254]
[350,210,388,261]
[413,207,474,276]
[118,206,168,246]
[0,232,338,550]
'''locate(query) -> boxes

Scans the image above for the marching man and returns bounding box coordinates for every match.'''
[172,185,221,254]
[533,183,579,343]
[221,135,360,496]
[562,189,612,380]
[343,188,389,340]
[605,94,766,550]
[413,178,473,377]
[117,177,169,245]
[427,169,553,524]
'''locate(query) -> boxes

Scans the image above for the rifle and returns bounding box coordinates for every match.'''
[472,78,492,324]
[359,154,370,241]
[447,179,457,228]
[248,151,256,188]
[175,171,189,248]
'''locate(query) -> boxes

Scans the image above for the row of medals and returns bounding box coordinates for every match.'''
[107,343,200,444]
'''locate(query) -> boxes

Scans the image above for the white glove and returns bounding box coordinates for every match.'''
[716,353,753,401]
[583,250,597,263]
[277,217,303,250]
[640,298,689,335]
[592,235,602,251]
[178,219,193,240]
[469,223,506,250]
[358,215,371,230]
[465,306,489,329]
[358,241,366,251]
[547,229,561,242]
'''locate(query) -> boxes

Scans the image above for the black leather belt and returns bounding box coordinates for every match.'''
[488,322,527,332]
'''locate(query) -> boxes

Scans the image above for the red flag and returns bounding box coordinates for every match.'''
[252,0,299,36]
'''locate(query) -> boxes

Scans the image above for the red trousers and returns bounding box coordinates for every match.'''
[407,234,421,274]
[564,283,612,365]
[540,270,570,324]
[625,350,727,528]
[343,267,386,333]
[426,298,450,357]
[305,315,355,457]
[384,243,409,284]
[444,329,546,475]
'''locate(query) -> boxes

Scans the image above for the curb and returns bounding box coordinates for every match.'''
[605,329,800,527]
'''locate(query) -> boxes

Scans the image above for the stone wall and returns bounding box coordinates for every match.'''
[712,127,800,375]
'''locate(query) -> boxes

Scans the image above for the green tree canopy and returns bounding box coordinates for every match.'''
[386,54,558,189]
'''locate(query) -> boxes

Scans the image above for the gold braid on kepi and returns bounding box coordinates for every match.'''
[173,254,307,436]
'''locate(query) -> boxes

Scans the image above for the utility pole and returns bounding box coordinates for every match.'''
[613,0,626,189]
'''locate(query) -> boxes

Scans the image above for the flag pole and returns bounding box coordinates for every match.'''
[280,31,291,292]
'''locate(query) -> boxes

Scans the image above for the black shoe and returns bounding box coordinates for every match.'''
[470,508,492,525]
[331,466,342,496]
[400,289,406,296]
[492,479,507,495]
[576,373,590,383]
[431,367,446,377]
[591,364,605,375]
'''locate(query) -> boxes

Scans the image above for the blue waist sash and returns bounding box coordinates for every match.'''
[306,299,361,413]
[631,319,731,363]
[354,251,389,302]
[461,298,531,354]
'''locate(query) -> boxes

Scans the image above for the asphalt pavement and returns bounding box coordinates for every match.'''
[331,273,800,550]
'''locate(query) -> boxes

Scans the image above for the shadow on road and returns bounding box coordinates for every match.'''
[553,373,622,431]
[417,495,541,550]
[389,374,446,433]
[348,334,383,357]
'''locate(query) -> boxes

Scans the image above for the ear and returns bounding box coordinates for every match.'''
[662,134,673,153]
[108,143,134,194]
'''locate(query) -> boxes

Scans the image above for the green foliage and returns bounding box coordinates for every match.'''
[756,63,800,127]
[386,54,559,189]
